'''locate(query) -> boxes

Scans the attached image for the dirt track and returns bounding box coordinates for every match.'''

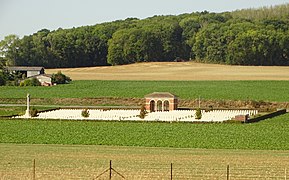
[46,62,289,80]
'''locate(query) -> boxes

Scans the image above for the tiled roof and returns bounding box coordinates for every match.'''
[6,66,44,71]
[145,92,178,98]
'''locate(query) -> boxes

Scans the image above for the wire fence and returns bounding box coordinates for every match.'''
[0,159,288,179]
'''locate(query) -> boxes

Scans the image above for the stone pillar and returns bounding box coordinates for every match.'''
[25,93,31,118]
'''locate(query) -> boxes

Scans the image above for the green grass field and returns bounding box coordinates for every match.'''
[0,80,288,101]
[0,106,26,116]
[1,113,288,150]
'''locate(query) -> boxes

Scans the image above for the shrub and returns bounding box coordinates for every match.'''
[0,73,5,86]
[52,71,71,84]
[30,77,41,86]
[20,78,40,86]
[81,109,90,118]
[139,105,148,119]
[30,108,38,117]
[195,108,202,120]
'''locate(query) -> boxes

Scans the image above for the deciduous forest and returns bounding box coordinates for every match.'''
[0,4,288,68]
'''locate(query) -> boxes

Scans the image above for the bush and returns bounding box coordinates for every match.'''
[30,77,41,86]
[52,71,71,84]
[0,73,5,86]
[195,108,202,120]
[81,109,90,118]
[139,105,148,119]
[30,108,38,117]
[19,78,40,86]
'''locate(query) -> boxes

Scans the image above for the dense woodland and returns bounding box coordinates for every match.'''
[0,4,289,68]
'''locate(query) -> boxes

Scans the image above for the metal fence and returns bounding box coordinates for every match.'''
[0,159,288,180]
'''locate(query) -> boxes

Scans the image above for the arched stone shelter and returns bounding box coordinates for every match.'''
[145,92,178,112]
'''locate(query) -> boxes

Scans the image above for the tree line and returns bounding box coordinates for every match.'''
[0,4,289,68]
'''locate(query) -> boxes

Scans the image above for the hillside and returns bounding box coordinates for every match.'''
[46,62,289,80]
[1,4,289,68]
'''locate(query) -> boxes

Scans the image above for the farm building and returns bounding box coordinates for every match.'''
[6,66,45,78]
[145,92,178,112]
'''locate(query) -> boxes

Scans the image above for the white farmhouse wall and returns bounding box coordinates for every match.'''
[27,70,41,77]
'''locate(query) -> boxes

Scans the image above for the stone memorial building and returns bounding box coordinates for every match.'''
[145,92,178,112]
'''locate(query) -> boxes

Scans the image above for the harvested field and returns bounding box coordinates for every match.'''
[1,144,289,179]
[46,62,289,80]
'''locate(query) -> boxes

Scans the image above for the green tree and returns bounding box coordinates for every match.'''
[19,77,40,86]
[51,71,71,84]
[0,72,6,86]
[0,34,19,66]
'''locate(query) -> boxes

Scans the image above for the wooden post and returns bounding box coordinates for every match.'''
[227,165,229,180]
[285,168,287,180]
[33,159,36,180]
[109,160,112,180]
[170,163,173,180]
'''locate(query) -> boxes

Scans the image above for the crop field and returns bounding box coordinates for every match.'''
[46,62,289,81]
[0,80,289,102]
[1,144,289,179]
[1,113,289,150]
[1,62,289,179]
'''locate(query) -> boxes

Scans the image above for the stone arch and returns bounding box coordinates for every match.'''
[157,100,162,111]
[150,100,155,112]
[145,92,178,112]
[164,100,169,111]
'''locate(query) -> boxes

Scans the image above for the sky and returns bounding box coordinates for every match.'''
[0,0,289,40]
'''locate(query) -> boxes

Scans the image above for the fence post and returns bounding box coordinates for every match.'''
[285,168,287,180]
[109,160,112,180]
[227,165,229,180]
[33,159,36,180]
[171,163,173,180]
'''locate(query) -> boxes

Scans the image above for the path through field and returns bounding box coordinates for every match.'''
[1,144,288,179]
[46,62,289,80]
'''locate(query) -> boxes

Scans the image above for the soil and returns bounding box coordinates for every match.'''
[46,62,289,80]
[1,97,288,112]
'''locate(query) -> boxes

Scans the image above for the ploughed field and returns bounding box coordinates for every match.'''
[46,62,289,80]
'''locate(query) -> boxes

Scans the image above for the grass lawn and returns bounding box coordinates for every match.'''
[0,106,58,116]
[0,80,288,102]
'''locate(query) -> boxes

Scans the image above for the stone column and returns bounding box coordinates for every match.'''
[25,93,31,118]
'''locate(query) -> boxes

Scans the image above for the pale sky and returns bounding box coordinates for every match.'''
[0,0,289,40]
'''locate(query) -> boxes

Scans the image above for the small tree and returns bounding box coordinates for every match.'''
[51,71,71,84]
[30,108,38,117]
[139,105,148,119]
[30,77,41,86]
[19,78,41,86]
[195,108,202,120]
[0,73,5,86]
[81,108,90,118]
